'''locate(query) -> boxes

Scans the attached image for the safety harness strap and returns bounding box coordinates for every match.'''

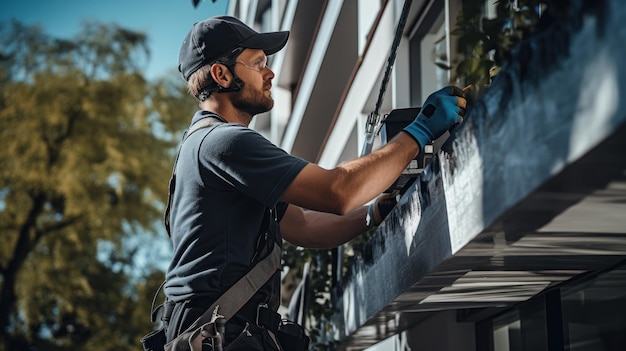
[164,116,223,237]
[167,241,282,351]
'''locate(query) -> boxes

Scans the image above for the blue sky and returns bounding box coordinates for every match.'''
[1,0,229,80]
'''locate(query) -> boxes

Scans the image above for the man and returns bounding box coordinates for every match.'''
[164,15,466,350]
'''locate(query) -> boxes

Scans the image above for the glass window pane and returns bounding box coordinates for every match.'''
[492,310,522,351]
[561,264,626,351]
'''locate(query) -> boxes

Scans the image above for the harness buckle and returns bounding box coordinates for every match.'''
[256,303,268,328]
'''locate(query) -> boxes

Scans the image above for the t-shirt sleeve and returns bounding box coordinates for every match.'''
[199,124,309,207]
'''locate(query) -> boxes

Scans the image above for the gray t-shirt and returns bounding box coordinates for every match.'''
[164,111,308,305]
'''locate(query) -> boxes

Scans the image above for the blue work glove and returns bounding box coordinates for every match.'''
[403,86,466,149]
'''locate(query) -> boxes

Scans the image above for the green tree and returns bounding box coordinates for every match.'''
[452,0,569,99]
[0,20,194,350]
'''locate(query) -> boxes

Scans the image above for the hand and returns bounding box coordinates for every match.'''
[403,86,467,149]
[366,192,399,227]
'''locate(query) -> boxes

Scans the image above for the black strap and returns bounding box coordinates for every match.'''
[171,241,282,349]
[361,0,413,156]
[201,241,280,324]
[164,116,223,237]
[150,116,225,326]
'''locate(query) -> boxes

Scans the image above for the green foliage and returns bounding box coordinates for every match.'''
[281,242,337,349]
[282,226,377,349]
[452,0,548,99]
[193,0,221,8]
[0,20,194,350]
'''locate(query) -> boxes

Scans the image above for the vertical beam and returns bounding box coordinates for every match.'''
[318,2,396,168]
[281,0,344,153]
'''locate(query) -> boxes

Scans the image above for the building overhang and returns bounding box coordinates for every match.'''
[330,1,626,349]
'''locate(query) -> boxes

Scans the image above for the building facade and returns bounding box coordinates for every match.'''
[226,0,626,350]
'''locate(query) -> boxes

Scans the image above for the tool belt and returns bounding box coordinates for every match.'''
[140,242,310,351]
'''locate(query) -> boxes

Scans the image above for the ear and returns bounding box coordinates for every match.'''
[210,63,233,89]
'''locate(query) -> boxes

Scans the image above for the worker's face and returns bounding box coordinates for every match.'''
[231,48,275,116]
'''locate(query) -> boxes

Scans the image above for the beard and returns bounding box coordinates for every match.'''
[231,79,274,116]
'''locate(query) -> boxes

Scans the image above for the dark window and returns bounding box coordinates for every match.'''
[561,263,626,351]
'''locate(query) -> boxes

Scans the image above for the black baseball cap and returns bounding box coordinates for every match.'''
[178,16,289,81]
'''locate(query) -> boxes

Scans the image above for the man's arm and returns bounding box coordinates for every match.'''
[281,86,466,215]
[281,132,417,215]
[280,204,369,249]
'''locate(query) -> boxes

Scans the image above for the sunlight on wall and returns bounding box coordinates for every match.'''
[441,132,485,253]
[571,48,619,162]
[397,189,423,256]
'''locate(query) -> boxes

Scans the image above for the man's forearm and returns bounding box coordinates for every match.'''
[331,132,419,212]
[283,206,369,249]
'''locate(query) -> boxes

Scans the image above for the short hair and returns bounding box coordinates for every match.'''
[187,64,214,101]
[187,47,244,102]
